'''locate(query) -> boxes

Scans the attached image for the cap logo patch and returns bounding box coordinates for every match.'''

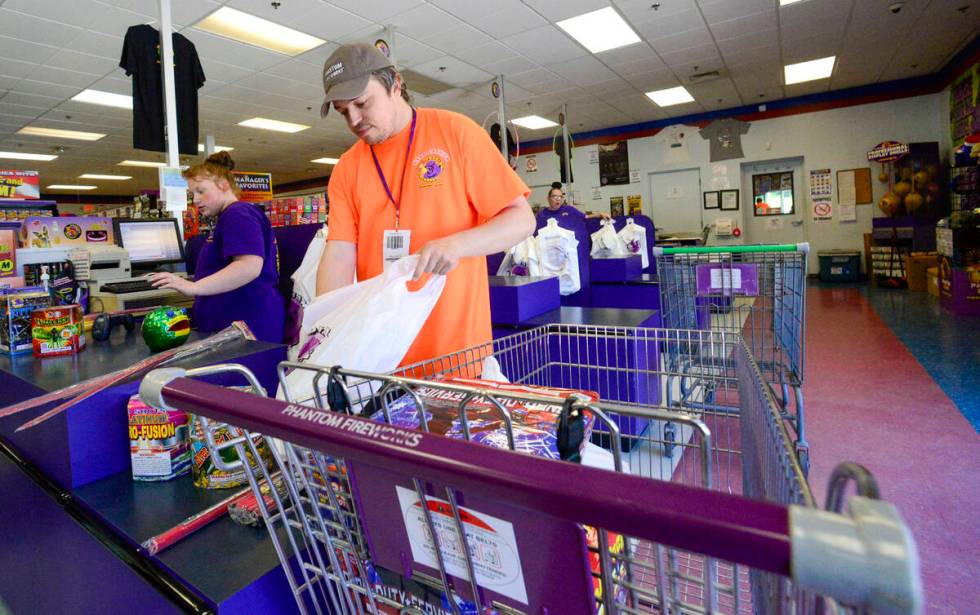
[324,62,344,82]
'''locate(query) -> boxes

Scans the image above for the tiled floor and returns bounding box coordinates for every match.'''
[805,282,980,615]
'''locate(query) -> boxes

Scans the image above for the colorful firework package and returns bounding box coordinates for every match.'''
[31,304,85,357]
[372,378,598,461]
[128,394,191,482]
[141,306,192,352]
[0,287,50,354]
[190,386,273,490]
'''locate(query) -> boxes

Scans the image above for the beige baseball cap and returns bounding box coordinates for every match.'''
[319,43,394,118]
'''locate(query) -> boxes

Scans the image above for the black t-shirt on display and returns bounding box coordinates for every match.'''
[120,24,205,156]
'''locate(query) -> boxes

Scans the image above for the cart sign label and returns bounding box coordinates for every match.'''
[0,170,40,199]
[396,485,529,605]
[866,141,908,163]
[695,264,760,296]
[280,405,422,448]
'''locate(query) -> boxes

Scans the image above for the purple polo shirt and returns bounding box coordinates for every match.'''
[193,201,284,343]
[536,204,585,230]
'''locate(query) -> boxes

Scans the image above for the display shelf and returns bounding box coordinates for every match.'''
[0,198,58,219]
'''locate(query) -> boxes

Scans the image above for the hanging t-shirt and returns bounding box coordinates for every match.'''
[699,118,750,162]
[327,107,530,366]
[617,219,649,269]
[537,219,580,295]
[120,24,205,156]
[193,202,284,344]
[660,124,691,164]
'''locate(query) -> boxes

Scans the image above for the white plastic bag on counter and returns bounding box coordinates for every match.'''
[279,255,446,403]
[590,219,627,257]
[285,225,327,353]
[617,218,648,268]
[497,236,541,277]
[537,218,581,295]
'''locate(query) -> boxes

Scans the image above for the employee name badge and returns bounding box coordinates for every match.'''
[383,229,411,270]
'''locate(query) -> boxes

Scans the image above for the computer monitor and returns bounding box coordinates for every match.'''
[113,218,185,268]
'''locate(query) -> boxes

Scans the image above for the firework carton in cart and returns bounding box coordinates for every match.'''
[31,304,85,357]
[0,286,50,354]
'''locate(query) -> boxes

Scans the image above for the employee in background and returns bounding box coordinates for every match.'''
[149,152,285,343]
[536,183,609,227]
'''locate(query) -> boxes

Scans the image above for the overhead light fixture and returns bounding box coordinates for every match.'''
[79,174,132,180]
[238,117,310,133]
[645,86,695,107]
[17,126,105,141]
[194,7,325,56]
[0,151,58,161]
[310,157,340,165]
[71,89,133,109]
[47,184,97,190]
[784,56,836,85]
[511,115,559,130]
[198,144,234,152]
[557,7,641,54]
[779,0,806,5]
[118,160,167,168]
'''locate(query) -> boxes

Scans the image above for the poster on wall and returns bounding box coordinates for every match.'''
[811,200,833,221]
[598,141,630,186]
[233,171,273,202]
[808,169,832,200]
[0,170,40,199]
[949,62,979,147]
[591,186,603,201]
[839,203,857,222]
[525,155,537,173]
[629,168,640,183]
[627,194,642,215]
[609,196,624,217]
[588,148,599,165]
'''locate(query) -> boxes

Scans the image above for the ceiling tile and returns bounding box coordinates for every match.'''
[484,56,541,77]
[227,0,369,42]
[0,8,85,44]
[424,25,495,56]
[650,26,715,55]
[171,1,221,27]
[660,44,721,68]
[43,50,119,76]
[597,43,660,68]
[624,69,681,93]
[633,9,706,39]
[709,11,778,41]
[188,31,289,71]
[71,30,125,61]
[0,58,41,80]
[717,29,780,55]
[781,35,841,65]
[411,56,493,88]
[615,0,699,26]
[388,4,466,40]
[327,0,425,23]
[0,35,60,65]
[501,25,589,66]
[547,55,617,87]
[27,65,102,89]
[466,2,549,39]
[698,0,775,24]
[2,91,64,109]
[724,45,781,70]
[11,79,83,100]
[388,35,444,69]
[612,57,669,77]
[455,41,518,67]
[2,0,111,29]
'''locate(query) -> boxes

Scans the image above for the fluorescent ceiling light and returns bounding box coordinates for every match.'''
[238,117,310,133]
[198,144,234,152]
[784,56,836,85]
[17,126,105,141]
[71,89,133,109]
[0,151,58,161]
[310,157,339,165]
[79,174,132,180]
[511,115,559,130]
[194,7,325,56]
[47,184,97,190]
[557,7,641,54]
[118,160,167,168]
[645,86,695,107]
[779,0,806,5]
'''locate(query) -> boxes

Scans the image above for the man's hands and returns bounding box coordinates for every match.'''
[413,235,463,280]
[148,272,199,296]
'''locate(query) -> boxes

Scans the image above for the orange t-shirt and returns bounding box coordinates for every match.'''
[327,108,530,366]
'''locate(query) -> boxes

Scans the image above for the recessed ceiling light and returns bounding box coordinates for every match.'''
[310,157,340,165]
[194,7,325,56]
[47,184,97,190]
[71,89,133,109]
[645,86,695,107]
[79,174,132,180]
[238,117,310,133]
[557,7,641,54]
[511,115,559,130]
[118,160,167,168]
[197,144,234,152]
[0,151,58,161]
[784,56,836,84]
[779,0,807,5]
[17,126,105,141]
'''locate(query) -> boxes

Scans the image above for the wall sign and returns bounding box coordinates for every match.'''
[867,141,909,163]
[233,171,273,202]
[0,170,40,199]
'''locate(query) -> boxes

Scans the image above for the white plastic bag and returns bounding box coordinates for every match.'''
[279,255,446,402]
[496,236,541,277]
[285,225,327,354]
[537,219,581,295]
[590,219,627,257]
[617,218,649,268]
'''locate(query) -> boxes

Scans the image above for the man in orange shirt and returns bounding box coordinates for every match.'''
[315,43,535,366]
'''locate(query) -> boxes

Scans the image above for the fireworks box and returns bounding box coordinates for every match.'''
[373,378,598,461]
[0,286,50,354]
[128,394,191,482]
[31,304,85,357]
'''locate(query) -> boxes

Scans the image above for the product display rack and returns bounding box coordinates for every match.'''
[0,199,58,219]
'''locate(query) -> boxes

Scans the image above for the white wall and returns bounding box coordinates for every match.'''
[517,93,946,273]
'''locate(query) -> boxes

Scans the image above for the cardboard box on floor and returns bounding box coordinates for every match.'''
[905,252,938,292]
[926,266,939,297]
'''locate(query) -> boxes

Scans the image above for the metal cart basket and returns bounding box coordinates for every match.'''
[653,244,810,471]
[140,324,919,615]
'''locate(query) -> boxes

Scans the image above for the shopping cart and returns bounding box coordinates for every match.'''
[139,324,920,615]
[653,244,810,472]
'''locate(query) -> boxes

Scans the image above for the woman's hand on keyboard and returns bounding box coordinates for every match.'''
[148,272,198,296]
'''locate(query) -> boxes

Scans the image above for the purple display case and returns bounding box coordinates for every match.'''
[590,273,662,316]
[939,259,980,316]
[591,254,642,282]
[488,275,561,325]
[586,214,657,274]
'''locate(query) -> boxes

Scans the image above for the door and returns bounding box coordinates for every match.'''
[740,158,806,245]
[648,168,702,234]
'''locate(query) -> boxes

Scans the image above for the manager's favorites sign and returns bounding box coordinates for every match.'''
[233,171,273,202]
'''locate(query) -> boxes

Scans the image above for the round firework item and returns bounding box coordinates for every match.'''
[141,306,191,352]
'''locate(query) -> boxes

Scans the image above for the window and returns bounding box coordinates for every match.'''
[752,171,795,216]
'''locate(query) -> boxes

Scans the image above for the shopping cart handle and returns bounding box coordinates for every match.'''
[790,497,922,615]
[653,242,810,255]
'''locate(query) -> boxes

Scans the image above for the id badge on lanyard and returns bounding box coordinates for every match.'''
[383,229,411,270]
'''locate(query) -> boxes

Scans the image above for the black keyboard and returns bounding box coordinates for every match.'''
[100,279,157,294]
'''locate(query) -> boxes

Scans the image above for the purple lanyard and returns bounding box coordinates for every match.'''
[370,108,417,230]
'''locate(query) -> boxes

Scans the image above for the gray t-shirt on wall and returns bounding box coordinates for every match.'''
[699,118,751,162]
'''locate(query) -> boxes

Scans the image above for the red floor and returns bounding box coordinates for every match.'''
[804,286,980,614]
